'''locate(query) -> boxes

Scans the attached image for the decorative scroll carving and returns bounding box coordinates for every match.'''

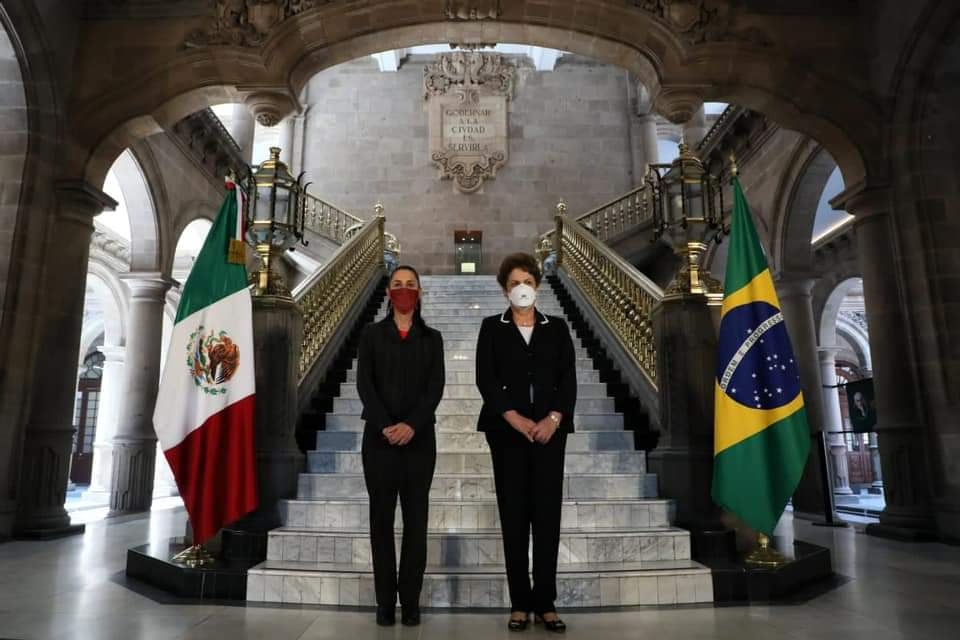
[627,0,770,46]
[445,0,502,21]
[424,52,515,100]
[425,52,514,194]
[185,0,331,48]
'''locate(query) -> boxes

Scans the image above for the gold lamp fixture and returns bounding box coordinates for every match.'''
[245,146,307,299]
[646,141,726,297]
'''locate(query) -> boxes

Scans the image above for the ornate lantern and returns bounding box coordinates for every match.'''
[245,147,306,298]
[646,142,725,296]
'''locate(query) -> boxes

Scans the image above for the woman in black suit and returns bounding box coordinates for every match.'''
[476,253,577,633]
[356,265,445,627]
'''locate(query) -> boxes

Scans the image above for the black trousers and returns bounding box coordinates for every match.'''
[361,438,436,610]
[486,429,567,614]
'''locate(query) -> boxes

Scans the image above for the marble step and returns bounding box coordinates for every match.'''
[343,368,602,384]
[265,527,692,566]
[297,473,659,500]
[279,498,673,531]
[336,382,609,400]
[307,450,646,475]
[421,302,564,310]
[331,396,612,415]
[324,413,625,432]
[246,560,714,607]
[314,430,633,452]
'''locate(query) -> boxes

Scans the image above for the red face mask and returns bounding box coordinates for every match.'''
[389,288,419,314]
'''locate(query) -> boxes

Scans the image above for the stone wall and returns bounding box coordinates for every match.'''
[299,55,637,275]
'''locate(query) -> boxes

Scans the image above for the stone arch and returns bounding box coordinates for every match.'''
[163,201,216,277]
[103,148,165,273]
[85,260,129,349]
[818,277,862,347]
[836,318,872,372]
[72,3,873,194]
[771,140,838,274]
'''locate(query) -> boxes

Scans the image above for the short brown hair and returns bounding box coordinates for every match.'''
[497,252,542,289]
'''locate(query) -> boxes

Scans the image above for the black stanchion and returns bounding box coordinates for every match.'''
[811,430,849,528]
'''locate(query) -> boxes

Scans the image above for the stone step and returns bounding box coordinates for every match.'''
[297,473,659,500]
[323,412,625,432]
[265,527,692,565]
[279,498,673,531]
[246,560,713,607]
[420,302,564,311]
[314,430,634,452]
[336,382,609,400]
[343,368,602,384]
[307,450,646,475]
[332,396,611,415]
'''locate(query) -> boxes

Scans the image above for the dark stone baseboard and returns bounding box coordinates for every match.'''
[126,538,257,600]
[699,540,835,604]
[14,522,85,540]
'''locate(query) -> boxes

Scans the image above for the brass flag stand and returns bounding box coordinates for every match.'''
[744,533,788,568]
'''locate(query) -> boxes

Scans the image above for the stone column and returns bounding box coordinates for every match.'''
[648,292,721,531]
[847,190,934,537]
[231,103,256,164]
[108,273,173,515]
[277,118,295,170]
[14,182,116,536]
[683,105,708,148]
[220,295,304,559]
[87,345,125,495]
[868,432,884,492]
[639,114,660,168]
[818,347,853,496]
[775,276,828,518]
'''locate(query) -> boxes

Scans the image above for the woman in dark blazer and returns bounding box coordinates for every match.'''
[356,265,445,627]
[476,253,577,633]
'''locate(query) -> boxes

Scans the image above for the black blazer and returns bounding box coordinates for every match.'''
[476,308,577,433]
[356,315,445,448]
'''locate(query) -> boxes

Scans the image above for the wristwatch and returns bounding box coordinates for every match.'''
[548,412,561,425]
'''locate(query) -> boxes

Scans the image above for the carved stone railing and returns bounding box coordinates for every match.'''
[555,214,662,388]
[170,107,249,184]
[295,216,385,381]
[302,192,366,245]
[537,185,652,262]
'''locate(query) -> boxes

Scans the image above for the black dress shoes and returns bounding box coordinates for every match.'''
[401,607,421,626]
[535,613,567,633]
[376,606,396,626]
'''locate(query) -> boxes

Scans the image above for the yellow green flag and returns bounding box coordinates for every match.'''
[712,177,811,535]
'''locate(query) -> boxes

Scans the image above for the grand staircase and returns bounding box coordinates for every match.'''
[246,276,713,608]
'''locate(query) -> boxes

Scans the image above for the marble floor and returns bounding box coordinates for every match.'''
[0,507,958,640]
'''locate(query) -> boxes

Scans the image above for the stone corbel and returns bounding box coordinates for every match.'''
[243,90,300,127]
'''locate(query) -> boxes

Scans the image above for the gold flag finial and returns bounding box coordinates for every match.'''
[730,152,739,177]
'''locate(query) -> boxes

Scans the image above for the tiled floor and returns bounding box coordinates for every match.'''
[0,506,958,639]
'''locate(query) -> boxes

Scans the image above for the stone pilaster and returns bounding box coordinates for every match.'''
[639,114,660,169]
[108,273,173,515]
[87,345,125,495]
[848,190,935,538]
[648,292,719,530]
[14,181,116,536]
[775,276,828,518]
[231,103,256,164]
[683,105,707,148]
[818,347,853,496]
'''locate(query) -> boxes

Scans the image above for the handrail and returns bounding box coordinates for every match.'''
[295,216,385,380]
[302,192,365,245]
[555,214,662,388]
[536,184,652,260]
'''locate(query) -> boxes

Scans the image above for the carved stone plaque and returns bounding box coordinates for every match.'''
[425,52,515,194]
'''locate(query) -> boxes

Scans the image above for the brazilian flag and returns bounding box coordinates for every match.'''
[712,177,811,535]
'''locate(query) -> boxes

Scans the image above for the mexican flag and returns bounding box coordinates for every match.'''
[154,184,258,544]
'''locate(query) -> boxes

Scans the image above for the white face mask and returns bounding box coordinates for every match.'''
[508,283,537,309]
